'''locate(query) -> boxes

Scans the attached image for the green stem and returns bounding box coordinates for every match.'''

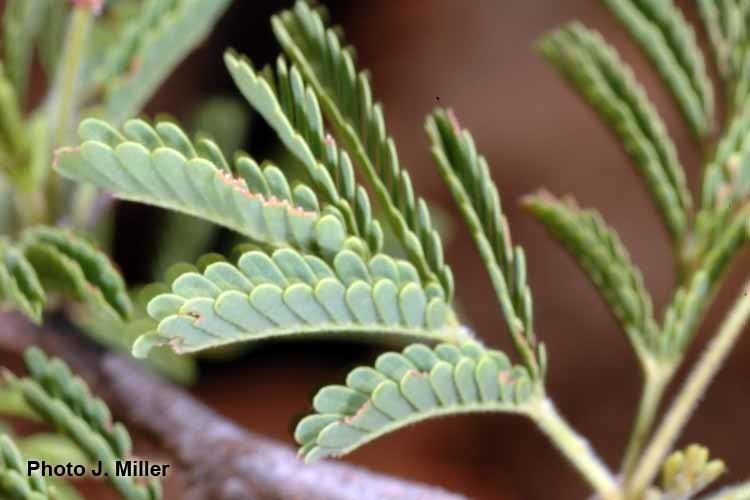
[626,283,750,498]
[46,4,94,217]
[620,359,673,477]
[531,398,621,499]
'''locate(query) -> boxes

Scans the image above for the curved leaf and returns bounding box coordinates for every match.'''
[272,1,453,299]
[225,51,384,254]
[0,240,45,322]
[20,227,131,320]
[295,341,537,462]
[54,118,366,259]
[0,434,48,500]
[539,22,690,240]
[16,348,161,500]
[427,108,541,378]
[602,0,713,137]
[134,248,465,356]
[523,191,659,360]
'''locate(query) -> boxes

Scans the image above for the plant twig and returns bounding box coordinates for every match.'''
[620,359,674,476]
[0,312,465,500]
[531,398,621,500]
[626,283,750,498]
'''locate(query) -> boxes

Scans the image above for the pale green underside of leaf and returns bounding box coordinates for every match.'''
[426,109,542,378]
[523,191,660,360]
[0,434,49,500]
[55,118,366,260]
[539,22,690,240]
[99,0,232,124]
[272,1,453,299]
[224,50,384,255]
[134,247,463,356]
[602,0,714,137]
[17,348,161,500]
[296,341,536,462]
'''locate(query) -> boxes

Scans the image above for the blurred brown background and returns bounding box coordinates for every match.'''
[17,1,750,499]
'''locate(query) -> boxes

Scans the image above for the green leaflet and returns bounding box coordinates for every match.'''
[426,109,541,378]
[15,348,161,500]
[523,192,659,361]
[660,444,725,499]
[55,118,366,259]
[701,110,750,212]
[224,51,384,254]
[0,434,49,500]
[133,248,464,356]
[0,240,45,322]
[101,0,232,124]
[20,226,131,320]
[602,0,714,137]
[539,23,691,241]
[272,1,453,300]
[295,341,536,462]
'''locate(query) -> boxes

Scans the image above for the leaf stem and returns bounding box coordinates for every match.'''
[531,398,621,499]
[620,359,673,477]
[46,3,94,218]
[626,283,750,498]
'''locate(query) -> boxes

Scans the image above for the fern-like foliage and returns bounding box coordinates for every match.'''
[224,51,384,255]
[84,0,233,124]
[522,191,660,363]
[134,248,464,356]
[539,22,691,241]
[426,109,542,377]
[295,341,535,462]
[659,444,725,499]
[9,348,162,500]
[272,2,453,299]
[0,434,49,500]
[0,227,130,323]
[55,118,366,260]
[602,0,714,137]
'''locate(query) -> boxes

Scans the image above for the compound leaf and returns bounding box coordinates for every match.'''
[272,1,453,299]
[295,341,536,462]
[133,248,466,356]
[427,108,541,377]
[54,118,366,260]
[539,22,691,241]
[523,191,659,361]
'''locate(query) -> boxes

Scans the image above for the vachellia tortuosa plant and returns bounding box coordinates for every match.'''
[9,0,750,499]
[0,0,233,498]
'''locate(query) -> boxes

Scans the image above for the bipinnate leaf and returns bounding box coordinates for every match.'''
[98,0,233,124]
[55,118,365,259]
[134,248,464,356]
[295,341,536,462]
[539,22,691,241]
[224,50,384,254]
[660,444,725,499]
[426,109,542,378]
[14,348,161,500]
[0,434,49,500]
[523,191,659,361]
[272,1,453,299]
[602,0,714,137]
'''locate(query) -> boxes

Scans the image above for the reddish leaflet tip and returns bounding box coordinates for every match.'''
[446,109,461,135]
